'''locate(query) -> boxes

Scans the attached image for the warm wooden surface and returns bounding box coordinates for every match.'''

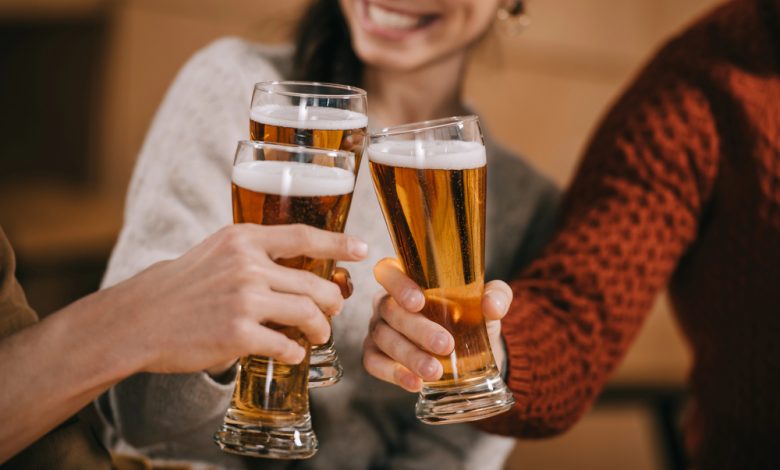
[0,182,122,265]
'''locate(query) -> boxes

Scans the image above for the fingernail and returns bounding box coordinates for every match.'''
[403,288,424,310]
[343,275,353,298]
[486,290,509,313]
[420,359,440,379]
[292,346,306,364]
[430,332,452,355]
[348,237,368,258]
[401,374,419,391]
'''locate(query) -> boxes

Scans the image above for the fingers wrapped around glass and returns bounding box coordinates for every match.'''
[368,116,515,424]
[250,80,368,388]
[214,141,357,458]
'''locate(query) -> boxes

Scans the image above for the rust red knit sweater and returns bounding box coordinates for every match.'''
[486,0,780,466]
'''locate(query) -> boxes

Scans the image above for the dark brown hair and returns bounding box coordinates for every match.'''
[292,0,364,86]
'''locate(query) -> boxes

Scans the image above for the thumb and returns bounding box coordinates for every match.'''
[482,280,513,322]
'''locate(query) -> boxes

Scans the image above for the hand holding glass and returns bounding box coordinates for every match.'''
[250,80,368,387]
[214,141,357,458]
[368,116,515,424]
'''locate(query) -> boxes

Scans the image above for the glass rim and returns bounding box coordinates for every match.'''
[253,80,368,99]
[371,115,480,139]
[235,140,355,161]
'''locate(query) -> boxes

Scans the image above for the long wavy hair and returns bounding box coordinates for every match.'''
[292,0,364,86]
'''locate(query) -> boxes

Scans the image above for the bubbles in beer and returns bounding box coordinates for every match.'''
[250,104,368,131]
[232,160,355,198]
[367,140,486,170]
[369,139,492,385]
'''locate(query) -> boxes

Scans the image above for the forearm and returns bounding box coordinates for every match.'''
[479,56,720,437]
[0,290,142,461]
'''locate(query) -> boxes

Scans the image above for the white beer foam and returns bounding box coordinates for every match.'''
[250,104,368,130]
[232,160,355,197]
[367,140,486,170]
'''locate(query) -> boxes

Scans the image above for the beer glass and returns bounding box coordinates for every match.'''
[214,141,356,458]
[250,80,368,387]
[368,116,515,424]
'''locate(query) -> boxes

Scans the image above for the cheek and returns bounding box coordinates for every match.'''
[444,1,500,46]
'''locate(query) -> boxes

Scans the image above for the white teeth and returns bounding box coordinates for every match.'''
[368,4,421,30]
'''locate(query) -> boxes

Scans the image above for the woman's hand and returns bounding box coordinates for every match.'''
[363,258,512,392]
[97,223,368,375]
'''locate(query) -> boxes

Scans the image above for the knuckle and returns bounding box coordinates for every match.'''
[371,321,393,346]
[369,317,384,336]
[297,297,322,322]
[362,350,377,373]
[222,225,247,250]
[325,279,342,300]
[304,294,320,312]
[392,363,407,384]
[338,234,351,255]
[231,289,257,316]
[265,337,286,358]
[227,318,253,346]
[303,271,324,293]
[379,299,399,324]
[292,224,313,247]
[362,342,382,372]
[303,304,321,325]
[232,261,256,284]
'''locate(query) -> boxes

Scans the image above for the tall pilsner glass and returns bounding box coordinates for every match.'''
[250,80,368,388]
[214,141,356,458]
[368,116,515,424]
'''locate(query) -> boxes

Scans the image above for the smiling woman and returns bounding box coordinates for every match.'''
[339,0,501,70]
[97,0,560,468]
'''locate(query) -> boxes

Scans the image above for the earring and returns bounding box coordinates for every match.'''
[497,0,531,36]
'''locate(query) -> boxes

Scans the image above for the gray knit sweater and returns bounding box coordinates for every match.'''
[97,38,559,470]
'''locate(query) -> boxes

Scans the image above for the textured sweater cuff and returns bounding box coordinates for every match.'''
[110,371,237,446]
[503,329,532,401]
[205,362,238,386]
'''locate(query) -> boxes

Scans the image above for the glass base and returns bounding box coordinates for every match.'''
[213,415,318,459]
[415,371,516,425]
[308,336,342,388]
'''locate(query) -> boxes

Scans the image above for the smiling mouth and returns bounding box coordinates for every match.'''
[364,2,439,31]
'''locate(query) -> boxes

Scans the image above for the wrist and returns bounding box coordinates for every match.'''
[62,286,150,382]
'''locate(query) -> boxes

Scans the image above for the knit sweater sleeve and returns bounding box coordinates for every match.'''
[96,38,281,448]
[483,43,720,436]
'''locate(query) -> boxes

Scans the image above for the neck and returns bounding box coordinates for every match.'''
[364,53,468,129]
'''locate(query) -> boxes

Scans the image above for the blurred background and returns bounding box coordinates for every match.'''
[0,0,722,468]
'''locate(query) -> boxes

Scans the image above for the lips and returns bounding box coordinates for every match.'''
[368,3,423,29]
[360,1,440,38]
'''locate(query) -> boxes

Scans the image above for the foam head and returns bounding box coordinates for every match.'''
[250,104,368,130]
[232,160,355,197]
[367,140,486,170]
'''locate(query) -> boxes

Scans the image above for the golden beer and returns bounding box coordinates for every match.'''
[369,141,495,385]
[250,104,367,162]
[215,143,356,458]
[249,97,368,388]
[228,160,354,425]
[368,119,515,424]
